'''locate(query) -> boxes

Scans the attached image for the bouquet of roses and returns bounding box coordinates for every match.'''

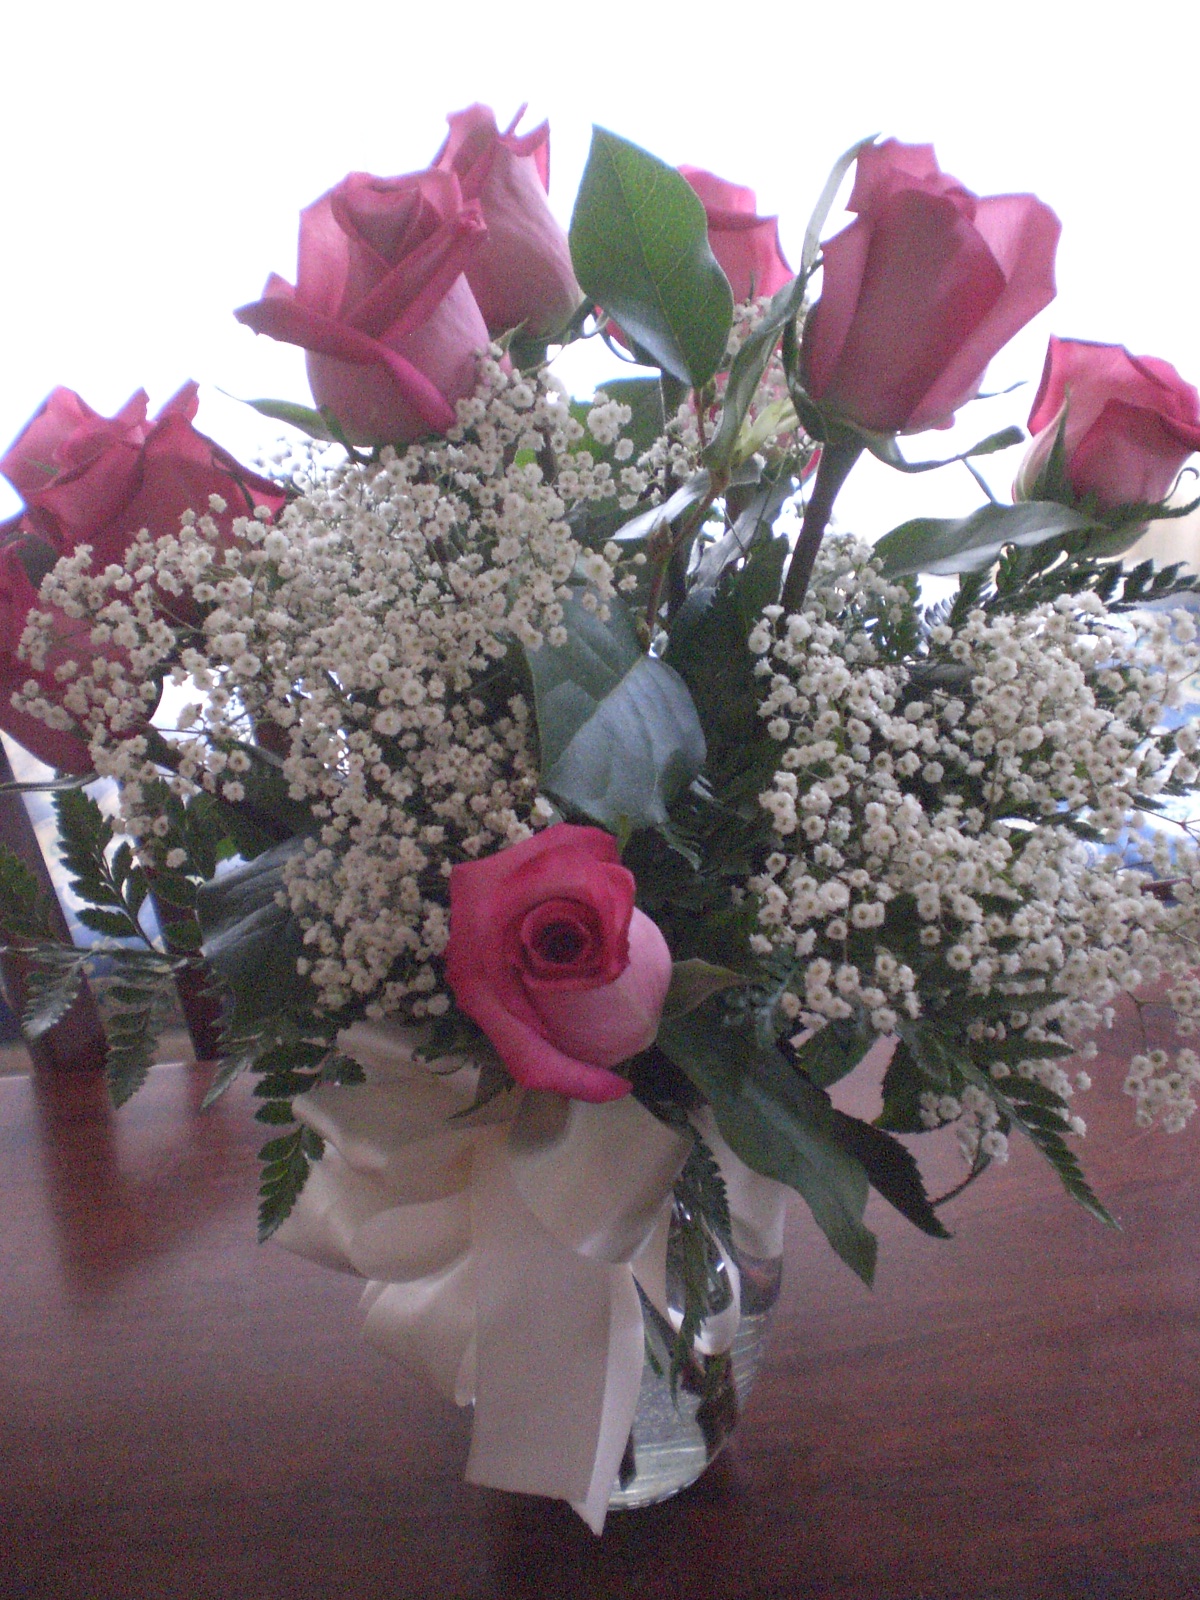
[4,105,1200,1528]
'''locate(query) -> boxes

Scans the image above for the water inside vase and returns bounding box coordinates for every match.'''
[606,1242,783,1512]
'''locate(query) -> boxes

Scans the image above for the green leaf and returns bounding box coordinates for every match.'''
[201,1052,247,1109]
[76,907,140,938]
[149,871,198,909]
[956,1059,1117,1228]
[240,397,338,442]
[859,424,1026,475]
[657,1007,876,1284]
[801,135,879,283]
[793,1015,877,1090]
[665,527,788,795]
[570,128,734,388]
[829,1111,950,1239]
[161,918,203,953]
[663,959,750,1022]
[877,1038,929,1133]
[22,959,85,1038]
[257,1125,320,1241]
[527,589,705,832]
[874,501,1101,579]
[703,275,809,475]
[105,1008,157,1106]
[196,837,312,1038]
[254,1100,297,1125]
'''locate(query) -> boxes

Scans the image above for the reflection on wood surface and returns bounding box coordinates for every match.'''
[2,996,1199,1600]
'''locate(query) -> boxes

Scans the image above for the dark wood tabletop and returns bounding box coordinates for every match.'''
[3,996,1199,1600]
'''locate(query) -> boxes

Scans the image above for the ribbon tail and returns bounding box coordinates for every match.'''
[568,1269,644,1535]
[465,1131,645,1516]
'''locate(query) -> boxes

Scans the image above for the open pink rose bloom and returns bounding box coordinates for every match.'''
[446,825,673,1103]
[0,384,286,770]
[1018,336,1200,510]
[801,139,1060,434]
[237,105,580,445]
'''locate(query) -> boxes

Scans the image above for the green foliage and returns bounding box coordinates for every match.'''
[663,959,749,1022]
[658,1003,877,1285]
[570,128,733,388]
[526,588,706,833]
[874,501,1099,579]
[54,789,151,943]
[196,837,314,1039]
[666,524,789,802]
[0,843,57,943]
[984,546,1200,616]
[257,1124,325,1242]
[703,276,809,475]
[243,397,341,442]
[957,1059,1116,1228]
[828,1110,950,1239]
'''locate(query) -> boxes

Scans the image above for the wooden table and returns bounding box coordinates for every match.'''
[3,999,1199,1600]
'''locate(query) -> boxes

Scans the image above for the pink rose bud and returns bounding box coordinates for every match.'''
[1017,336,1200,511]
[801,139,1060,435]
[0,383,288,570]
[679,166,793,303]
[434,105,582,339]
[446,824,673,1103]
[236,169,491,446]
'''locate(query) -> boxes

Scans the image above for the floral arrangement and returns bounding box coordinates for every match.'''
[4,106,1200,1528]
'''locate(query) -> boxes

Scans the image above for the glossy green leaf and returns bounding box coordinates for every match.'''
[570,128,734,387]
[657,1007,876,1284]
[829,1111,950,1238]
[859,424,1026,475]
[874,501,1100,579]
[527,590,705,833]
[662,959,749,1022]
[197,838,311,1036]
[801,135,878,282]
[703,274,808,474]
[241,397,338,442]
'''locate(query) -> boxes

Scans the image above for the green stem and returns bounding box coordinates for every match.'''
[779,439,863,614]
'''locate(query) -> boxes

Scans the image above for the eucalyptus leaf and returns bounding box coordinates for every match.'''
[874,501,1100,579]
[570,128,734,388]
[527,590,705,833]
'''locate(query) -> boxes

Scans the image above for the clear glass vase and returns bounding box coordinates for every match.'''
[607,1205,783,1512]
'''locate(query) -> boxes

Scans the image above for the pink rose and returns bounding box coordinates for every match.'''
[434,105,581,338]
[446,824,673,1103]
[1017,336,1200,510]
[800,139,1060,434]
[679,166,793,303]
[1,383,288,570]
[235,168,491,446]
[0,383,286,769]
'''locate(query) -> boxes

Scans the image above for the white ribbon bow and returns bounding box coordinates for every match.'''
[273,1021,787,1533]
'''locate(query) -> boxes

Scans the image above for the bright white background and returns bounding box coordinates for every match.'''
[2,0,1197,540]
